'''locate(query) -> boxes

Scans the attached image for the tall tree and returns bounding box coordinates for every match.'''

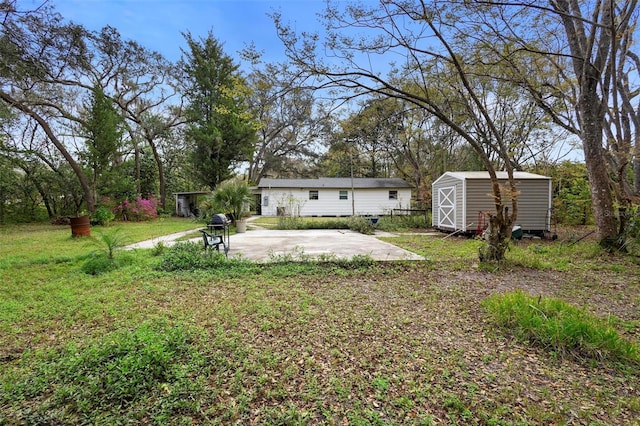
[0,2,97,211]
[80,84,124,207]
[243,56,330,182]
[1,3,183,213]
[181,32,257,189]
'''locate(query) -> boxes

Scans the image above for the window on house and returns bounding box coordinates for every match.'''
[339,190,348,200]
[309,190,319,200]
[389,190,398,200]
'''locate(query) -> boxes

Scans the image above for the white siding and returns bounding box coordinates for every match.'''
[260,187,411,216]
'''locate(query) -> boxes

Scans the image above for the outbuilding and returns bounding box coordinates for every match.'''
[173,191,211,217]
[257,177,413,217]
[431,171,552,235]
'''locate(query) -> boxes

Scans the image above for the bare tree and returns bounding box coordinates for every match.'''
[274,1,549,259]
[472,0,638,247]
[245,59,330,182]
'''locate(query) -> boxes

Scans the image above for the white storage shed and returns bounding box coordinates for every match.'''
[431,171,552,235]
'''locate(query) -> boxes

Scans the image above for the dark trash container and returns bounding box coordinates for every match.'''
[511,225,523,240]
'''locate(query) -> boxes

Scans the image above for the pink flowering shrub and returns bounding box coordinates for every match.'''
[113,196,158,221]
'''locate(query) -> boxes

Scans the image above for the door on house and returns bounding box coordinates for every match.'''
[437,186,456,228]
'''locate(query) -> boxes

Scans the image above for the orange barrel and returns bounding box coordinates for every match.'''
[70,215,91,237]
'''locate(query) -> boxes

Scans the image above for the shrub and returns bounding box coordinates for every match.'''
[152,240,167,256]
[81,253,117,275]
[113,196,158,221]
[156,241,244,271]
[93,228,128,259]
[483,291,639,365]
[305,219,349,230]
[346,216,375,235]
[377,214,428,232]
[277,215,304,230]
[208,178,254,222]
[91,206,115,226]
[621,205,640,255]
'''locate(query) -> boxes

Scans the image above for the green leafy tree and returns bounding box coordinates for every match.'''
[81,84,125,207]
[0,4,97,212]
[541,162,593,226]
[181,32,257,190]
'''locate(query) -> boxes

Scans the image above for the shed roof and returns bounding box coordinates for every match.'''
[258,177,413,189]
[173,191,211,196]
[439,171,550,181]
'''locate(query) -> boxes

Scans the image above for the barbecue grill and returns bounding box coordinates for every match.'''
[210,213,230,228]
[207,213,230,253]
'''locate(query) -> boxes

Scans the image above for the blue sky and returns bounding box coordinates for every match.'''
[48,0,330,65]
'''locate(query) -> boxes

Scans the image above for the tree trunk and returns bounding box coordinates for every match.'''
[481,209,513,262]
[580,83,619,248]
[134,138,141,196]
[148,140,166,210]
[634,145,640,195]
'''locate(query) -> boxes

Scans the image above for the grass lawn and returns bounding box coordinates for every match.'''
[1,220,638,425]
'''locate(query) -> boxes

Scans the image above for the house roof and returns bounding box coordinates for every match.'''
[258,177,413,189]
[442,171,550,180]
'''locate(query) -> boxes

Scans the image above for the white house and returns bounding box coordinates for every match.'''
[256,177,413,217]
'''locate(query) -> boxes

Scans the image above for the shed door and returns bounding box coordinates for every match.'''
[437,186,456,228]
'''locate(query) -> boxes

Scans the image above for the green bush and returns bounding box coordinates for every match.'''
[275,216,352,231]
[157,241,256,273]
[80,250,136,275]
[277,215,304,230]
[483,291,639,365]
[91,206,115,226]
[377,214,428,232]
[93,228,128,259]
[304,219,349,230]
[621,205,640,255]
[157,241,228,271]
[346,216,375,235]
[81,253,117,275]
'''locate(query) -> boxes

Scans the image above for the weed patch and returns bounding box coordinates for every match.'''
[483,291,639,366]
[1,321,211,423]
[156,241,254,272]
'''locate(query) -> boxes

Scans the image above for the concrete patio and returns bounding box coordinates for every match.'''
[126,227,425,262]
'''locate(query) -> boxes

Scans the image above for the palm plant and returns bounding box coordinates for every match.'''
[94,228,128,259]
[210,178,254,223]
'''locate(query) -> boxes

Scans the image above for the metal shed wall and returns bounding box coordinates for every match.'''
[464,178,551,232]
[432,172,552,233]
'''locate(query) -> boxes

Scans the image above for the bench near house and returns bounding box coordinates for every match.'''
[256,177,413,217]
